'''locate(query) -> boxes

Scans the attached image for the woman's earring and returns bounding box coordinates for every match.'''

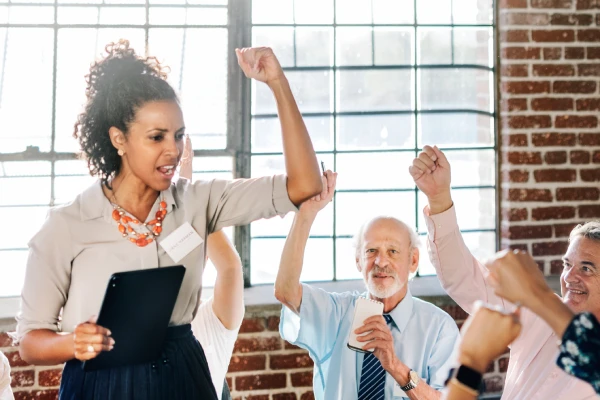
[118,149,124,156]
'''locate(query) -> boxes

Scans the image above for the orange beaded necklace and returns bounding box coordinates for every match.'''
[111,197,168,247]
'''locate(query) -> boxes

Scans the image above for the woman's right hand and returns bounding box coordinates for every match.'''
[73,316,114,361]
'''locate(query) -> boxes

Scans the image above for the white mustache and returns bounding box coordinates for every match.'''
[370,266,397,278]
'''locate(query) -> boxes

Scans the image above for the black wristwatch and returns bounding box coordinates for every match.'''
[450,365,482,394]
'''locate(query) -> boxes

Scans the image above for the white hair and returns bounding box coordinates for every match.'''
[352,216,420,261]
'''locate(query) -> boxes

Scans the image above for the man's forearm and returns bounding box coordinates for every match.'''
[390,360,441,400]
[274,212,316,313]
[525,288,573,338]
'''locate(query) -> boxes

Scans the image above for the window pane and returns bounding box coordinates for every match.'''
[336,152,415,190]
[0,207,48,250]
[251,154,334,177]
[454,28,493,66]
[336,238,362,280]
[453,0,493,25]
[252,116,333,152]
[252,199,333,237]
[294,0,333,24]
[372,0,414,24]
[337,70,413,112]
[418,113,493,147]
[252,0,293,24]
[0,28,54,153]
[444,150,496,187]
[374,28,413,66]
[336,0,372,24]
[418,28,452,65]
[58,6,100,24]
[99,6,145,25]
[0,177,51,206]
[296,28,333,67]
[6,5,54,24]
[336,192,416,237]
[336,27,372,66]
[416,0,452,24]
[419,69,491,112]
[0,250,28,297]
[252,27,294,68]
[253,70,331,114]
[337,114,413,151]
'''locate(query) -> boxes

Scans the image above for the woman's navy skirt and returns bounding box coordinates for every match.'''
[59,324,219,400]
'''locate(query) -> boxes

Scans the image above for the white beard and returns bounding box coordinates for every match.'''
[366,269,403,299]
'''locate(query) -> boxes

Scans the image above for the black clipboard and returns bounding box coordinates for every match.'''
[82,265,186,371]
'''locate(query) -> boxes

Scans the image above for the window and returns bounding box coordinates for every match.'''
[0,0,497,299]
[248,0,497,284]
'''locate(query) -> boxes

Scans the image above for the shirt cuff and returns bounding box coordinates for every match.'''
[424,205,459,241]
[272,174,299,216]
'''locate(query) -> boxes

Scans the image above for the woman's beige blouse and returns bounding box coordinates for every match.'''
[16,175,296,342]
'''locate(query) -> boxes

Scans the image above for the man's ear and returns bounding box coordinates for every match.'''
[356,257,363,273]
[409,247,420,274]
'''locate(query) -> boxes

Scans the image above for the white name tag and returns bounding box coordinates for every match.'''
[159,222,203,263]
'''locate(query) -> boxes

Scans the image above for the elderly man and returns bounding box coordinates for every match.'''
[275,171,459,400]
[410,145,599,399]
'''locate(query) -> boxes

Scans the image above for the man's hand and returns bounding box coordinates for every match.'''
[298,170,336,219]
[485,250,554,307]
[235,47,285,86]
[409,145,453,214]
[356,315,403,377]
[458,302,521,373]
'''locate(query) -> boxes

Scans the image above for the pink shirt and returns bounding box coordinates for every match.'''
[425,206,598,400]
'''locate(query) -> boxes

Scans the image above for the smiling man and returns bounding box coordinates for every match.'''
[410,145,599,399]
[275,171,459,400]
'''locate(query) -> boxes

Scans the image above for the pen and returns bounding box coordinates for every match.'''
[321,161,326,175]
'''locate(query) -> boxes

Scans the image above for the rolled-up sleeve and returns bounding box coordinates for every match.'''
[279,284,353,363]
[15,209,72,342]
[201,174,297,232]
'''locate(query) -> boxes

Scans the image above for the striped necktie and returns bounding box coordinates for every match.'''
[358,314,393,400]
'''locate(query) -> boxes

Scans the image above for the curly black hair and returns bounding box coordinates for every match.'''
[73,39,178,188]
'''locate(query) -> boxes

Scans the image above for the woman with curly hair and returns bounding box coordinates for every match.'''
[15,40,322,399]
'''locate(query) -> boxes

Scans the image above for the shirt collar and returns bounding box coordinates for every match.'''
[386,288,414,333]
[79,180,177,222]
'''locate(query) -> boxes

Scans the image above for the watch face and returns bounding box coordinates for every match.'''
[409,370,420,385]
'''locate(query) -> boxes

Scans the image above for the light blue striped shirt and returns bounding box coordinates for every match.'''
[280,284,459,400]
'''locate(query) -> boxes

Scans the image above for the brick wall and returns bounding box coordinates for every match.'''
[0,301,509,399]
[500,0,600,274]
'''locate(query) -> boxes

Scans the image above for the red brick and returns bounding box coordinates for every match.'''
[0,333,13,347]
[502,81,550,94]
[503,98,528,112]
[502,30,530,42]
[553,80,597,93]
[300,392,315,400]
[501,64,528,77]
[10,370,34,388]
[506,152,542,165]
[532,133,576,146]
[533,65,575,76]
[267,316,280,331]
[228,355,266,373]
[581,168,600,181]
[555,222,580,237]
[239,318,266,333]
[236,396,269,400]
[441,305,469,320]
[594,151,600,163]
[551,13,593,24]
[486,361,496,373]
[227,377,232,389]
[532,241,569,256]
[578,63,600,76]
[555,115,597,128]
[579,133,600,145]
[13,391,59,400]
[531,97,573,110]
[483,376,505,393]
[543,47,562,59]
[533,168,577,182]
[577,29,600,41]
[233,336,282,353]
[271,354,314,370]
[505,225,553,239]
[576,98,600,110]
[587,47,600,58]
[565,47,585,59]
[273,394,298,400]
[500,12,550,25]
[285,341,303,350]
[551,260,565,275]
[577,0,600,9]
[500,0,527,6]
[502,47,541,59]
[570,150,591,164]
[580,204,600,217]
[502,208,528,221]
[291,371,314,387]
[507,189,553,202]
[544,151,567,164]
[505,116,551,129]
[532,29,575,42]
[532,206,576,220]
[498,357,510,373]
[5,351,29,368]
[508,244,529,251]
[531,0,573,6]
[507,170,530,182]
[38,369,62,387]
[505,133,528,146]
[557,187,599,200]
[235,373,287,391]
